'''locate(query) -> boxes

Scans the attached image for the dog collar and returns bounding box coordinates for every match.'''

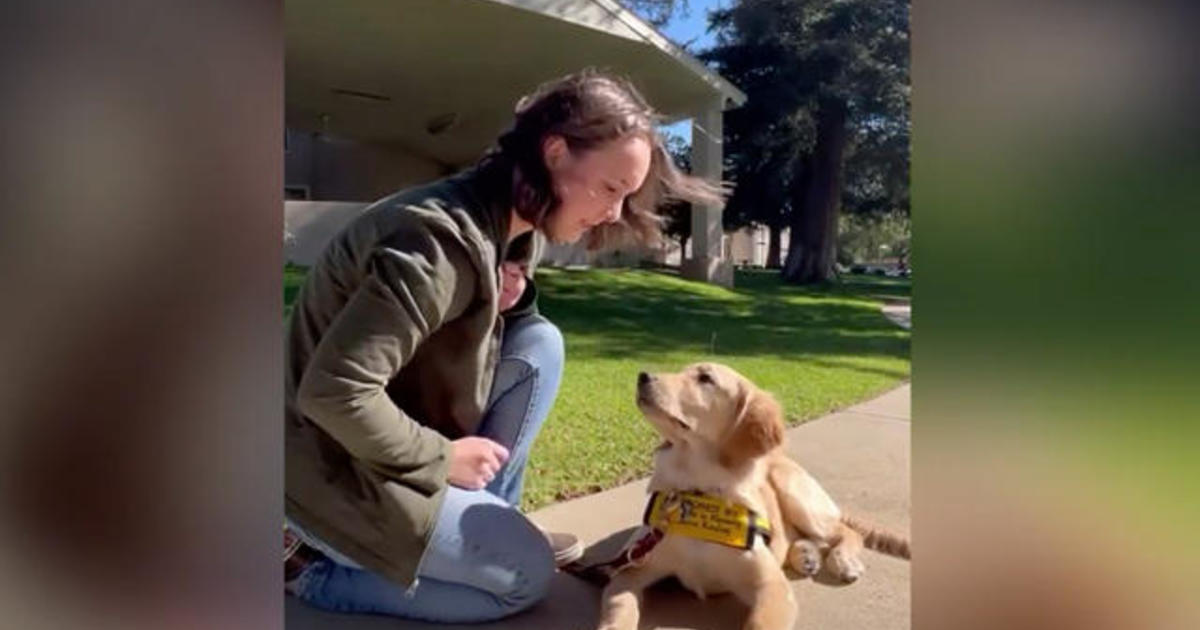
[643,490,772,550]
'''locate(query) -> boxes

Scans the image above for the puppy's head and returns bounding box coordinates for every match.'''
[636,362,785,468]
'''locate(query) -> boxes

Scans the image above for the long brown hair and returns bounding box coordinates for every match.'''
[479,70,726,250]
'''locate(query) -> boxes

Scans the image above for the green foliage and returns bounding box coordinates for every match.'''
[837,211,910,265]
[701,0,910,279]
[843,113,910,216]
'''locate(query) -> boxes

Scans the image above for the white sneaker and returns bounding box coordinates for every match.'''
[540,528,584,567]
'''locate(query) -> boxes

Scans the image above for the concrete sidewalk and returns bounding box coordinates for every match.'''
[881,303,911,330]
[286,385,911,630]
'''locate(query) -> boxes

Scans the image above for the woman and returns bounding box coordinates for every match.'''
[284,70,724,623]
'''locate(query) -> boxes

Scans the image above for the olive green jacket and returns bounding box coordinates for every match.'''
[284,166,541,587]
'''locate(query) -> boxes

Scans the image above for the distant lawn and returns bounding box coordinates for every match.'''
[283,266,911,511]
[284,263,308,320]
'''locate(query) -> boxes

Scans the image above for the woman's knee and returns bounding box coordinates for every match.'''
[496,526,554,612]
[503,315,564,375]
[449,500,554,612]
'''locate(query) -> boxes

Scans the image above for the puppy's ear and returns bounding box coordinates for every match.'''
[719,387,785,468]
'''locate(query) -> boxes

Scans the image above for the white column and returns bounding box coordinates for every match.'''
[683,97,733,287]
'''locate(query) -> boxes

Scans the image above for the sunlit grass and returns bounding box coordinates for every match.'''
[524,268,910,510]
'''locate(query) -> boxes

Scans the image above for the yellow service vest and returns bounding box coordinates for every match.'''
[643,490,772,550]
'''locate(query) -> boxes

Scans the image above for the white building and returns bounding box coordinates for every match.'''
[284,0,746,285]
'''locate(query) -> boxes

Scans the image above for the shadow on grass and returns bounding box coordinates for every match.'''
[538,268,910,362]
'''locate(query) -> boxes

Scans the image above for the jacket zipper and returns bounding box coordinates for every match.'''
[403,534,431,597]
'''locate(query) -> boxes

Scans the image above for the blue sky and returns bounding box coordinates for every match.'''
[652,0,730,145]
[656,0,728,52]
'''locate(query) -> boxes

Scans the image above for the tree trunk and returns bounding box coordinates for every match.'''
[783,99,848,284]
[766,224,782,268]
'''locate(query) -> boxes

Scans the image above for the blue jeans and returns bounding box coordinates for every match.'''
[289,314,565,623]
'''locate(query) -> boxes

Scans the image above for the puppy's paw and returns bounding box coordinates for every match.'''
[787,540,822,578]
[827,546,865,583]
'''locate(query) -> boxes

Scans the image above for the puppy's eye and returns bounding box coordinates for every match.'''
[697,371,713,385]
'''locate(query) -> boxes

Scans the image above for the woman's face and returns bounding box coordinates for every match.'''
[497,261,527,312]
[541,134,653,244]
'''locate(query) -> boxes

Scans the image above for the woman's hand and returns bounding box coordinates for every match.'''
[448,437,510,490]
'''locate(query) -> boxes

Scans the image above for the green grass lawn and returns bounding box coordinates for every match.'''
[284,266,911,511]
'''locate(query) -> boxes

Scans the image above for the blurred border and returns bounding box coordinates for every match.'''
[2,1,1198,628]
[915,0,1199,629]
[1,2,282,629]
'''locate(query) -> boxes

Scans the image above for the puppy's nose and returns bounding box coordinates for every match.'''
[638,372,650,386]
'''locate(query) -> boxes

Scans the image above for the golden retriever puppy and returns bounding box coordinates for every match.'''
[595,362,910,630]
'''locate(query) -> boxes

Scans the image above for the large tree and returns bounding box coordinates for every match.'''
[704,0,910,283]
[699,3,814,269]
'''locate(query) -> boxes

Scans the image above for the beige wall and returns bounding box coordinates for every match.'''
[283,130,451,267]
[284,201,368,266]
[285,129,446,202]
[541,240,681,268]
[725,225,788,267]
[726,226,762,266]
[540,241,592,267]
